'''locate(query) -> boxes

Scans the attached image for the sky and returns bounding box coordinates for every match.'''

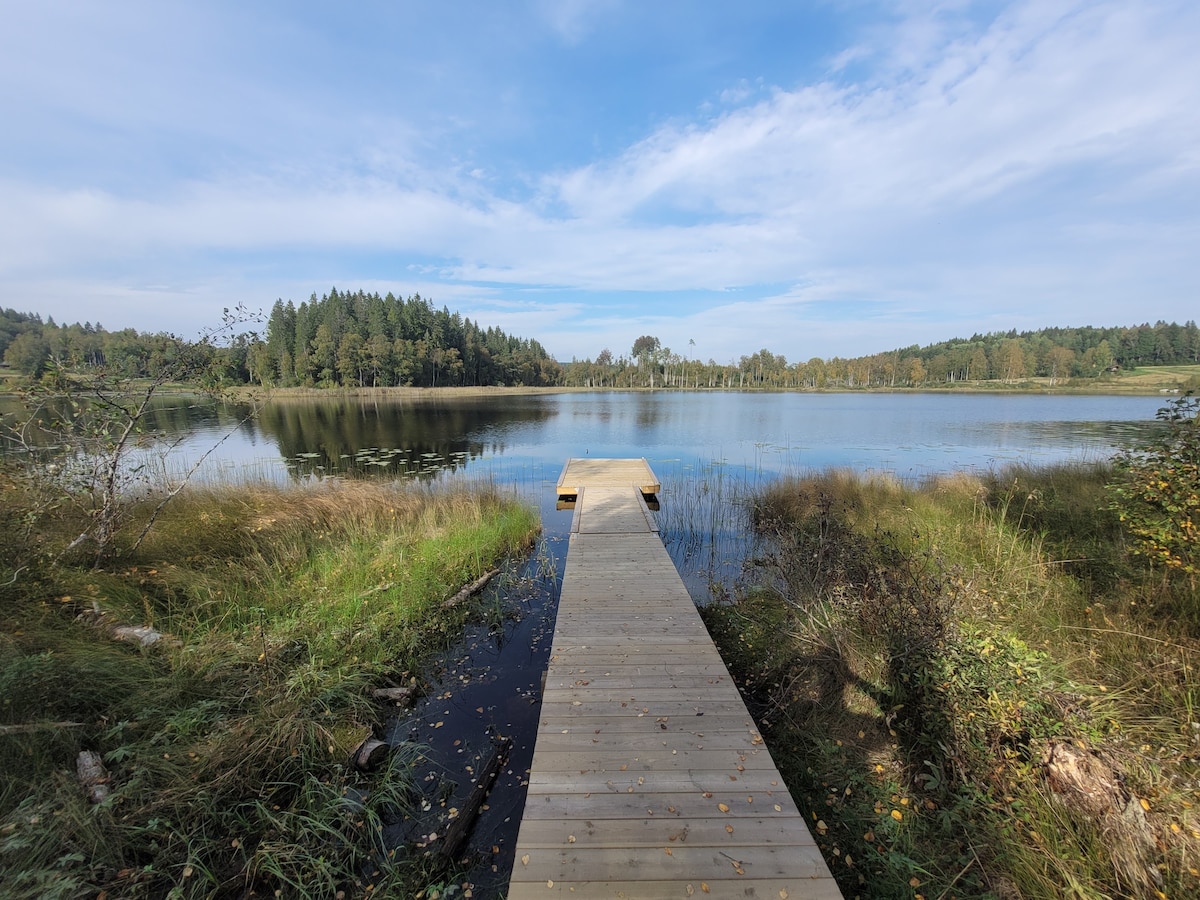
[1,0,1198,364]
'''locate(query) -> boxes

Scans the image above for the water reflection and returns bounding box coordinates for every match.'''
[251,397,556,479]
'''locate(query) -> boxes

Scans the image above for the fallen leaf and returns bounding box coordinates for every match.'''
[891,809,903,821]
[567,834,576,844]
[521,855,530,866]
[725,824,734,834]
[718,803,730,813]
[701,884,710,893]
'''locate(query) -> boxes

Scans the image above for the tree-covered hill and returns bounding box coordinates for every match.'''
[1,291,562,388]
[4,303,1198,392]
[257,289,560,388]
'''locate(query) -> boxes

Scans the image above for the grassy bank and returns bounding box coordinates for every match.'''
[703,463,1199,899]
[0,477,539,899]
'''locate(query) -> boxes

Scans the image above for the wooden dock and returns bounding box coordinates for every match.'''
[508,459,841,899]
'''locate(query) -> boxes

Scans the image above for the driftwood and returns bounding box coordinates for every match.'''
[0,721,83,735]
[441,568,500,609]
[76,750,111,803]
[111,624,179,648]
[439,736,512,861]
[352,734,390,772]
[372,686,414,706]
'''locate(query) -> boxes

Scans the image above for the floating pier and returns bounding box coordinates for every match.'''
[508,459,841,898]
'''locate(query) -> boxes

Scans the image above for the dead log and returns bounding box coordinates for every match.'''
[76,750,110,803]
[372,686,414,707]
[441,568,500,609]
[351,734,390,772]
[0,721,83,735]
[111,624,180,648]
[438,736,512,862]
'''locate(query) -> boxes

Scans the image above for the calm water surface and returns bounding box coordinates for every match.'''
[166,391,1164,492]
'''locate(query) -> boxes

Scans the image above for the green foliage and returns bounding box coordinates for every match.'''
[264,289,561,388]
[1109,393,1200,587]
[1,307,264,567]
[711,467,1200,899]
[560,319,1200,389]
[0,480,540,898]
[2,333,51,378]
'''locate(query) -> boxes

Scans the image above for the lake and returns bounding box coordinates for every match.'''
[161,390,1164,493]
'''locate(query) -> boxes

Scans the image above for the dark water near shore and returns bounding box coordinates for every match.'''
[25,390,1169,895]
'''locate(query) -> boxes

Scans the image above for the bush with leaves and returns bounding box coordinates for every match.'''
[1109,392,1200,588]
[0,306,263,570]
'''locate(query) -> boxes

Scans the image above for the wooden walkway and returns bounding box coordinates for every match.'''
[508,460,841,899]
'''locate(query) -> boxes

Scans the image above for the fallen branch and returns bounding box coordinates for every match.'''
[372,686,414,707]
[441,568,500,609]
[0,721,84,735]
[76,750,111,803]
[439,736,512,861]
[351,732,390,773]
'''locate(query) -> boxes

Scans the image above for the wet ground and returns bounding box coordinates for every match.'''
[381,530,568,898]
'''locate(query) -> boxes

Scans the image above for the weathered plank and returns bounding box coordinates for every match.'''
[509,459,841,899]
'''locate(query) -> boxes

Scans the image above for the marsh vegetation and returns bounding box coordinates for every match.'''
[0,476,539,899]
[701,400,1199,898]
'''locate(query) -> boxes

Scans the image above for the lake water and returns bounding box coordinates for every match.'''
[164,390,1164,490]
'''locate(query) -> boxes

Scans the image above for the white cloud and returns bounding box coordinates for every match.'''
[2,1,1198,361]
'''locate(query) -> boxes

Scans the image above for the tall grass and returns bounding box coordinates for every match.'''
[704,462,1200,899]
[0,477,539,898]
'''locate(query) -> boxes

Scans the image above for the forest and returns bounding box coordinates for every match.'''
[4,299,1199,391]
[0,290,562,389]
[560,321,1200,389]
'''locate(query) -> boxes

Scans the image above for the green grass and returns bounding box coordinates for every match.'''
[0,476,539,899]
[704,463,1200,899]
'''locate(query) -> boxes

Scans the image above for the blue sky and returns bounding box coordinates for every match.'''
[2,1,1198,364]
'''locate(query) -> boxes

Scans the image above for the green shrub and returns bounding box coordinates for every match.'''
[1109,393,1200,590]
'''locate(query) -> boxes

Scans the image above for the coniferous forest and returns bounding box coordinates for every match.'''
[2,297,1198,390]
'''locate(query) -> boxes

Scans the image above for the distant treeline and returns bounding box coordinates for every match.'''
[0,309,252,382]
[5,303,1198,391]
[561,321,1200,389]
[1,290,562,388]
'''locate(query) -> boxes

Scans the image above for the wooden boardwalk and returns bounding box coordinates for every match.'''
[508,460,841,899]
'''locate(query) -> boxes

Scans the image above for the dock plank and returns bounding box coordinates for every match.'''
[509,459,840,899]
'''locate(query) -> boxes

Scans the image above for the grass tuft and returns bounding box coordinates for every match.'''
[1,477,538,898]
[705,462,1200,899]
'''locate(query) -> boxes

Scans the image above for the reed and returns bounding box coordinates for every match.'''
[705,461,1200,899]
[0,476,539,899]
